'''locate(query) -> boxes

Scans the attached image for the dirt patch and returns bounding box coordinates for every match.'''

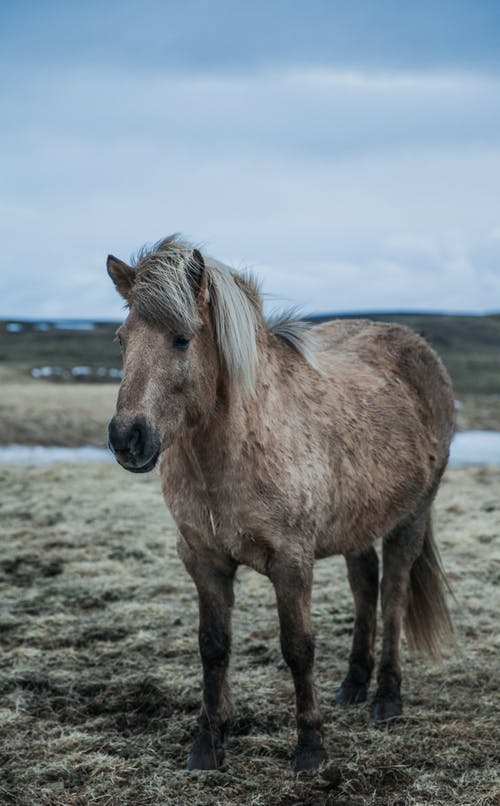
[0,463,499,804]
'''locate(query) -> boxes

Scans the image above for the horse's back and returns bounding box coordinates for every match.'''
[312,318,455,446]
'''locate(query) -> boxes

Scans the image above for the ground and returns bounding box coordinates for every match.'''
[0,462,498,806]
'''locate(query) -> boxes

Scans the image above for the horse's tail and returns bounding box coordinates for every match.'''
[404,513,454,659]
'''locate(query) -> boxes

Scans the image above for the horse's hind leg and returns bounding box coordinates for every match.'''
[372,514,426,721]
[336,548,379,705]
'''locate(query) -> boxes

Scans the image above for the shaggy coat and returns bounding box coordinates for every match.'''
[107,236,455,773]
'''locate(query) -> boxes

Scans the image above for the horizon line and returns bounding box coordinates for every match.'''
[1,309,500,324]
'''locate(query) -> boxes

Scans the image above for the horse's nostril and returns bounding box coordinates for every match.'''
[108,418,147,459]
[108,418,124,453]
[129,426,144,457]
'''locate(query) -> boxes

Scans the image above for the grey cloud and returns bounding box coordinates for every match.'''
[1,68,499,316]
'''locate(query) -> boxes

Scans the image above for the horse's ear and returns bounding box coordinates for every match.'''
[188,248,209,305]
[107,255,136,301]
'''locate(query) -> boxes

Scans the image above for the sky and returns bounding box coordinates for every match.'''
[1,0,499,319]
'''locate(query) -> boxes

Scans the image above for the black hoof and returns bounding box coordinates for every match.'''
[187,731,225,771]
[292,729,327,773]
[371,696,403,722]
[292,744,327,773]
[336,680,368,705]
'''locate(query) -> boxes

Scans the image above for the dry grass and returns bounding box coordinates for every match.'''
[458,394,500,432]
[0,381,116,446]
[0,462,499,805]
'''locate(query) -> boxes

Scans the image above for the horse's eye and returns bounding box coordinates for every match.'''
[173,334,190,350]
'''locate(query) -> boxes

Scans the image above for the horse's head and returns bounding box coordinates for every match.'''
[106,244,220,473]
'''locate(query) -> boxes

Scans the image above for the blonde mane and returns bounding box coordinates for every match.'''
[131,235,316,395]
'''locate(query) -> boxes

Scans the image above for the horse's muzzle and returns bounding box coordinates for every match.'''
[108,416,160,473]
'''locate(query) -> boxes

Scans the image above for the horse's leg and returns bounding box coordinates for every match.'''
[270,560,326,773]
[181,545,237,770]
[372,516,425,721]
[336,547,379,705]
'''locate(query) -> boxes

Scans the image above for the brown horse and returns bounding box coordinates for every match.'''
[106,235,454,773]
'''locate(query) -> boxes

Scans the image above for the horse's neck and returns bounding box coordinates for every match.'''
[179,339,281,476]
[180,393,251,473]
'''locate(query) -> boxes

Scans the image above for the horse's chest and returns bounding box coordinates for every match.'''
[162,468,305,573]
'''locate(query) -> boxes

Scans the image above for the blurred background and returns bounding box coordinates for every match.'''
[1,0,499,448]
[1,5,500,805]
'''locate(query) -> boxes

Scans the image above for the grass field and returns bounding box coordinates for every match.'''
[0,462,499,805]
[0,380,115,446]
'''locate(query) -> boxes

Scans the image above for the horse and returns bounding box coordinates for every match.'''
[106,235,454,773]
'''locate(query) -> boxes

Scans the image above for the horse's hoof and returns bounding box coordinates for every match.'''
[371,696,403,722]
[292,743,327,773]
[335,680,368,705]
[187,732,225,771]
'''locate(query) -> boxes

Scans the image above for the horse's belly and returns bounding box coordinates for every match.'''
[313,518,382,558]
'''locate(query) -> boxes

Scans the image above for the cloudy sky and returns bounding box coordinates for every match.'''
[1,0,499,318]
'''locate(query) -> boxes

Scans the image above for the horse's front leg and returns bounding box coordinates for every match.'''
[270,559,326,773]
[180,541,237,770]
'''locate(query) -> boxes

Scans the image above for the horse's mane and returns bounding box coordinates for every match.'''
[131,235,317,396]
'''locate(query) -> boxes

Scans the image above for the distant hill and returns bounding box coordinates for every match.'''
[1,313,499,393]
[0,320,121,382]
